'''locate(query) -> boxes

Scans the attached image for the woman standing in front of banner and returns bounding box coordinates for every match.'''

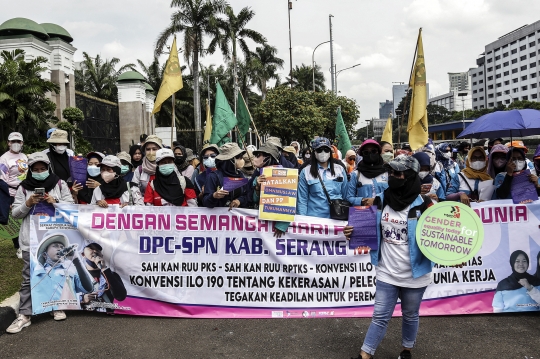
[492,250,540,312]
[71,152,104,205]
[344,156,434,359]
[297,137,348,219]
[132,135,162,194]
[144,149,197,207]
[7,152,75,333]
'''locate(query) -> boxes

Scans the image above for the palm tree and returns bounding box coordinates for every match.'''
[211,5,266,108]
[250,44,284,100]
[74,52,135,102]
[286,63,325,91]
[0,49,59,143]
[155,0,226,150]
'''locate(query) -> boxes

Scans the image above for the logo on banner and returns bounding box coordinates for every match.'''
[38,208,79,230]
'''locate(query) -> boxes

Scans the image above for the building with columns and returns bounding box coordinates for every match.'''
[0,17,76,120]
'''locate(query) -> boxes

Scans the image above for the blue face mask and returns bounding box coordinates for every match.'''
[87,165,101,177]
[120,165,130,175]
[32,170,49,181]
[159,164,175,176]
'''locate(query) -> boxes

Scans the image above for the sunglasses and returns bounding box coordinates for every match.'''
[315,147,331,153]
[203,154,217,160]
[235,154,244,159]
[389,170,404,177]
[362,149,378,156]
[348,156,356,161]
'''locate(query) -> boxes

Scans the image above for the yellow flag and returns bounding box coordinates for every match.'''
[381,114,393,144]
[152,36,183,114]
[202,99,212,146]
[407,29,428,150]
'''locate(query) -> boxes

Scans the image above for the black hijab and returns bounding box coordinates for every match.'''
[99,175,128,199]
[129,145,143,168]
[216,159,243,178]
[284,152,299,168]
[77,174,103,204]
[496,250,540,291]
[47,145,70,182]
[173,145,189,172]
[20,163,60,192]
[535,252,540,280]
[356,153,386,179]
[384,169,421,211]
[153,168,185,206]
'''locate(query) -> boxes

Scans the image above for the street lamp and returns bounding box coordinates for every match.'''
[457,92,468,131]
[395,108,402,145]
[335,64,361,94]
[312,41,330,91]
[287,0,296,88]
[365,119,372,140]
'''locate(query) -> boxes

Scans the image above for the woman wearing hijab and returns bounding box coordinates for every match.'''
[379,141,394,164]
[434,142,460,193]
[144,149,197,207]
[193,145,220,203]
[116,151,134,183]
[492,250,540,312]
[91,155,143,207]
[203,143,249,209]
[344,156,434,359]
[487,144,509,180]
[344,149,356,174]
[455,142,470,170]
[301,147,312,163]
[412,152,445,202]
[129,145,143,169]
[7,152,75,333]
[290,141,301,158]
[346,140,388,207]
[71,152,104,204]
[45,129,73,185]
[493,147,540,200]
[173,144,194,178]
[282,146,300,168]
[132,135,162,194]
[297,137,348,218]
[447,146,493,205]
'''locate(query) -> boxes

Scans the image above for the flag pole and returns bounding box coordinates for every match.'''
[171,93,175,147]
[239,92,262,144]
[234,125,254,168]
[400,28,422,147]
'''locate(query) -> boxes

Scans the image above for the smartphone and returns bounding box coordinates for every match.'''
[34,188,45,196]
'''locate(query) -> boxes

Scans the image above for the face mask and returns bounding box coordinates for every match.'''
[418,171,429,179]
[54,145,67,154]
[381,153,394,163]
[235,158,245,169]
[120,165,130,175]
[513,160,525,171]
[174,156,185,165]
[32,170,49,181]
[101,171,116,183]
[203,157,216,169]
[493,158,507,169]
[87,165,100,177]
[158,164,176,176]
[388,176,406,189]
[304,153,311,159]
[442,152,452,159]
[10,143,22,153]
[146,151,157,162]
[470,161,485,171]
[315,152,331,163]
[253,155,265,168]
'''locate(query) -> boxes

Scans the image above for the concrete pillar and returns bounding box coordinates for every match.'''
[48,39,76,120]
[117,82,147,151]
[145,92,156,136]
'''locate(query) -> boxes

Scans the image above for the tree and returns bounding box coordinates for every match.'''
[211,5,266,106]
[74,52,135,102]
[0,49,59,149]
[56,107,92,154]
[285,64,325,91]
[250,44,284,100]
[427,104,452,124]
[254,87,359,145]
[155,0,227,151]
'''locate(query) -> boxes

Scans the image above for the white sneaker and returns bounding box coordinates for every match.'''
[16,248,22,259]
[6,314,31,333]
[52,310,67,321]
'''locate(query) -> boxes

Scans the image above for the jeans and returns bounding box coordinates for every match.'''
[361,280,427,356]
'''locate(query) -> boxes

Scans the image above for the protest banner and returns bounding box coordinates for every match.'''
[28,200,540,318]
[258,167,298,222]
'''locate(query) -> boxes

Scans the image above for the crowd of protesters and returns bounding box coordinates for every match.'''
[2,128,540,358]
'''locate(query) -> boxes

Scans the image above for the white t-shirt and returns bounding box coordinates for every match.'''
[377,205,431,288]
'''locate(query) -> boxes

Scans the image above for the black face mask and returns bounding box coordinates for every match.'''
[174,156,185,165]
[388,176,406,189]
[363,152,379,165]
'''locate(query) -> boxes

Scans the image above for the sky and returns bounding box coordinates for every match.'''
[4,0,540,128]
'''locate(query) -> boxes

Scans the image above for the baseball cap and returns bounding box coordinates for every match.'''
[156,148,175,163]
[311,137,332,150]
[28,152,51,167]
[99,155,122,169]
[8,132,23,141]
[385,155,420,173]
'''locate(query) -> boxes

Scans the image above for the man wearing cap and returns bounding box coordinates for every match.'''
[80,242,127,312]
[44,129,73,185]
[91,155,143,206]
[0,132,28,258]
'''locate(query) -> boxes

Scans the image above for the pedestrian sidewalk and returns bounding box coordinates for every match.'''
[0,292,19,334]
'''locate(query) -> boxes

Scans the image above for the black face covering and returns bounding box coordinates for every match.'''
[496,250,540,291]
[383,170,421,211]
[388,176,406,189]
[173,145,189,172]
[356,154,386,179]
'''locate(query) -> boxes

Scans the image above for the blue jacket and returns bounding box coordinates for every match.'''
[447,173,479,197]
[434,162,460,195]
[370,193,434,279]
[297,163,348,218]
[346,171,388,206]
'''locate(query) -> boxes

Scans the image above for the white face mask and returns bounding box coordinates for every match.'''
[10,143,22,153]
[304,153,311,159]
[493,158,507,168]
[418,171,429,179]
[513,160,526,171]
[442,152,452,159]
[315,152,331,163]
[470,161,485,171]
[54,145,67,154]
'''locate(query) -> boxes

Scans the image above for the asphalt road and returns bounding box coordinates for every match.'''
[1,312,539,358]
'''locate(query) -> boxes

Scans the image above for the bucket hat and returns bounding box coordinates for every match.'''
[216,143,245,160]
[46,129,70,144]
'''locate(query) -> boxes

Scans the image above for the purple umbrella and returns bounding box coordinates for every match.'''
[457,109,540,139]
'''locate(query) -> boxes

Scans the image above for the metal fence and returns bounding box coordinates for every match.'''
[75,92,120,154]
